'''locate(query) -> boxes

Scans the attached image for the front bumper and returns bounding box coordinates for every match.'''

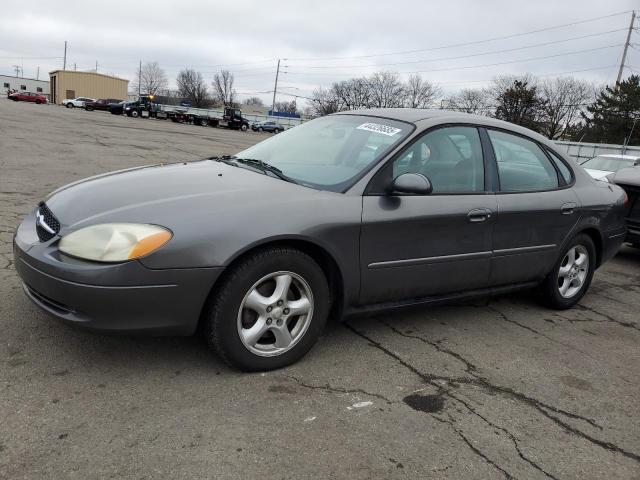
[13,210,223,335]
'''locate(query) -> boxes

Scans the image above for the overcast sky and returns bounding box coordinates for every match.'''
[1,0,637,105]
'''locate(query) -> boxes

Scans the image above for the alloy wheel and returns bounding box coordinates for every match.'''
[237,271,314,357]
[557,245,589,298]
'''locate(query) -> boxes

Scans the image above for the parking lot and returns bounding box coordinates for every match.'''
[1,98,639,479]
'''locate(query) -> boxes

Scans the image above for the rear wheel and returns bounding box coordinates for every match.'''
[541,233,595,309]
[35,100,42,105]
[86,105,94,111]
[241,124,248,132]
[66,103,73,108]
[205,247,330,371]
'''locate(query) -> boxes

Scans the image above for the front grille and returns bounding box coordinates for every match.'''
[35,202,61,242]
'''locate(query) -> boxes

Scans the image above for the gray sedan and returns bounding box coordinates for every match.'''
[13,109,627,371]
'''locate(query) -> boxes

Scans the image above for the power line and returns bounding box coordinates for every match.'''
[286,43,623,77]
[290,29,627,70]
[287,10,633,61]
[435,65,618,86]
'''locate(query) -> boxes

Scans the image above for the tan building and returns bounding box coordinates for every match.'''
[48,70,129,104]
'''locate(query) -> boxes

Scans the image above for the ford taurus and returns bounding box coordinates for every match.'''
[13,109,628,370]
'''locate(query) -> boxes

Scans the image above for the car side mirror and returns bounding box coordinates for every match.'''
[388,173,433,195]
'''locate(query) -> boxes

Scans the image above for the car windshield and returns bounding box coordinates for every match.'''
[235,115,412,192]
[582,156,636,172]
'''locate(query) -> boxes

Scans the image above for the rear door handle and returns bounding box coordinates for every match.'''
[561,202,577,215]
[467,208,492,223]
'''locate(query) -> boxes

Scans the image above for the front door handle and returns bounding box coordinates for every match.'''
[467,208,492,223]
[561,202,577,215]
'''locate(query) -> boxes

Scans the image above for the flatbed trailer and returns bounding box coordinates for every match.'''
[160,105,250,131]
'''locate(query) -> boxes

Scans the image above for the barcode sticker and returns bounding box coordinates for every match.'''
[356,122,402,136]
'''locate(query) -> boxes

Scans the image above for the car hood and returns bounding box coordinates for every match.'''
[45,160,329,229]
[611,166,640,187]
[584,168,614,180]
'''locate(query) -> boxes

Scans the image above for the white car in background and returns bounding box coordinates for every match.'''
[63,97,95,108]
[580,154,640,181]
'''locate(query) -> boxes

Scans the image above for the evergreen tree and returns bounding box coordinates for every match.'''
[581,75,640,145]
[493,79,543,131]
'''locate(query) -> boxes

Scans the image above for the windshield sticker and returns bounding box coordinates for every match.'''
[356,122,402,136]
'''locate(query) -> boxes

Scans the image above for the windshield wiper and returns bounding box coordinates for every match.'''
[215,155,299,185]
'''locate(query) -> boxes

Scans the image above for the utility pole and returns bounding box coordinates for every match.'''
[138,60,142,96]
[36,66,39,80]
[616,10,636,85]
[74,63,77,71]
[95,60,98,72]
[271,59,281,116]
[63,41,67,70]
[13,65,20,77]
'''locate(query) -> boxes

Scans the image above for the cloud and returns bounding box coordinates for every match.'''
[1,0,636,105]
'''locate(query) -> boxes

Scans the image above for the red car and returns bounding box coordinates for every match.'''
[8,91,47,104]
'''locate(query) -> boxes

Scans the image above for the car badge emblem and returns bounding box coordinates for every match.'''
[36,209,55,234]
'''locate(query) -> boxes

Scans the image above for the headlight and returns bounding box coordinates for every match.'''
[58,223,172,262]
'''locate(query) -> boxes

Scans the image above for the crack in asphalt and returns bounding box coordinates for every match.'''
[487,305,601,360]
[378,319,601,429]
[283,373,394,404]
[431,413,515,480]
[575,303,639,332]
[344,322,640,468]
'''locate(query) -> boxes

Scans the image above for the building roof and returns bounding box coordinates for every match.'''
[0,74,49,83]
[48,70,129,83]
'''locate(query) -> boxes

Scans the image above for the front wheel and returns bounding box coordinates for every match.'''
[129,110,139,118]
[205,247,330,371]
[541,233,595,309]
[66,103,73,108]
[241,124,248,132]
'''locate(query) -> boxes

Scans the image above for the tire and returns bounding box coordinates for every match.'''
[274,128,280,134]
[35,100,42,105]
[86,106,94,111]
[130,110,139,118]
[65,103,73,108]
[241,124,248,132]
[200,118,208,127]
[258,127,263,132]
[541,233,596,309]
[205,247,330,371]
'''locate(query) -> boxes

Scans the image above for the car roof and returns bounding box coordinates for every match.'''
[334,108,554,144]
[592,154,640,161]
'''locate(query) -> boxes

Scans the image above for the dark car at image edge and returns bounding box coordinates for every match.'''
[610,166,640,247]
[13,109,628,371]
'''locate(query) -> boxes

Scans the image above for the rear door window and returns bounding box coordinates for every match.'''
[488,130,559,192]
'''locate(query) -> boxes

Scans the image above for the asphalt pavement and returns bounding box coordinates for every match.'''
[1,98,639,479]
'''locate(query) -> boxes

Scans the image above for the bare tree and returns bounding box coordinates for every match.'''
[176,69,210,108]
[310,87,340,116]
[367,71,405,108]
[243,96,264,106]
[333,78,371,110]
[132,61,168,96]
[404,74,441,108]
[538,77,592,139]
[275,100,298,114]
[212,70,236,107]
[446,88,492,115]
